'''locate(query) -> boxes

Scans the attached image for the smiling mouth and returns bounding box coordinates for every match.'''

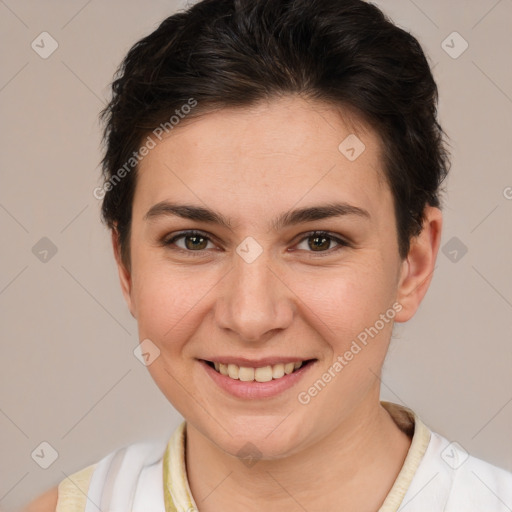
[203,359,316,382]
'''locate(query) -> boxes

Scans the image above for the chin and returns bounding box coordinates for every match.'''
[205,416,310,461]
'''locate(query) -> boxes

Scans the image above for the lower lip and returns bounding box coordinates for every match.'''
[199,359,316,400]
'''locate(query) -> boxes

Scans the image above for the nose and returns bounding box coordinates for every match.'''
[214,251,294,343]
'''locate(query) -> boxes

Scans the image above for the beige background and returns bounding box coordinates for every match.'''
[0,0,511,509]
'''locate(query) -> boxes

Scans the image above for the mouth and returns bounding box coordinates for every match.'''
[202,359,317,382]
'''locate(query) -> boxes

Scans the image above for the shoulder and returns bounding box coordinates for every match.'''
[407,429,512,510]
[448,442,512,505]
[429,430,512,483]
[21,462,97,512]
[21,438,171,512]
[21,486,58,512]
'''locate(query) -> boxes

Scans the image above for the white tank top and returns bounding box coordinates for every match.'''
[57,404,512,511]
[84,440,167,512]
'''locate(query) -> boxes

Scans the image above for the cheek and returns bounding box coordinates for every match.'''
[290,267,398,415]
[296,263,396,343]
[129,264,214,413]
[130,263,213,348]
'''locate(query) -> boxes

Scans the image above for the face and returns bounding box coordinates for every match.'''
[114,95,436,459]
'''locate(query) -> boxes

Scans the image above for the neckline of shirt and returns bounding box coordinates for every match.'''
[163,401,432,512]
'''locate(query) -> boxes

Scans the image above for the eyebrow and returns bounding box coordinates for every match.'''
[144,201,371,231]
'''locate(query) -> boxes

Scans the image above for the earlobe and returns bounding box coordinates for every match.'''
[395,206,443,323]
[111,227,136,318]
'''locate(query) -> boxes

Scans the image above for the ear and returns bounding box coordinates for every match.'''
[111,227,136,318]
[394,206,443,322]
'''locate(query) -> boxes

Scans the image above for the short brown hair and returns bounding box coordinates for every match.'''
[99,0,451,269]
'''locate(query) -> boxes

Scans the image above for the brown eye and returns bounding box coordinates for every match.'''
[183,233,209,250]
[308,234,331,251]
[295,231,348,255]
[164,231,214,252]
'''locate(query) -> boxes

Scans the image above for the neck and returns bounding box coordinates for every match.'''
[185,396,411,511]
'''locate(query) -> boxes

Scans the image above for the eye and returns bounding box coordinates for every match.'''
[294,231,349,255]
[161,229,349,257]
[163,230,216,254]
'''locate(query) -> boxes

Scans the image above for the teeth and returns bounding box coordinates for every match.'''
[272,364,285,379]
[239,367,254,381]
[254,366,273,382]
[211,360,306,382]
[284,362,295,374]
[227,364,239,379]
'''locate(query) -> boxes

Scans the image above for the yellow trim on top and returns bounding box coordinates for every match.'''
[54,402,431,512]
[55,463,96,512]
[164,421,198,512]
[163,403,432,512]
[163,438,179,512]
[378,402,431,511]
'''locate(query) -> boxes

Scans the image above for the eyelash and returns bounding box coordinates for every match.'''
[161,230,350,257]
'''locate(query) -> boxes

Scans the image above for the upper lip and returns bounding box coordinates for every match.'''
[200,357,315,367]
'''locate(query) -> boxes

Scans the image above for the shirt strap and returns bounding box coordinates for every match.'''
[378,401,432,512]
[163,421,198,512]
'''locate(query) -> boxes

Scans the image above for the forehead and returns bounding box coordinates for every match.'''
[134,96,391,227]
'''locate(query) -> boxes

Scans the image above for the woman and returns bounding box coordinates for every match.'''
[24,0,512,510]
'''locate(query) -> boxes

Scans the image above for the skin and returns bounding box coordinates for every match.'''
[22,487,58,512]
[25,95,442,511]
